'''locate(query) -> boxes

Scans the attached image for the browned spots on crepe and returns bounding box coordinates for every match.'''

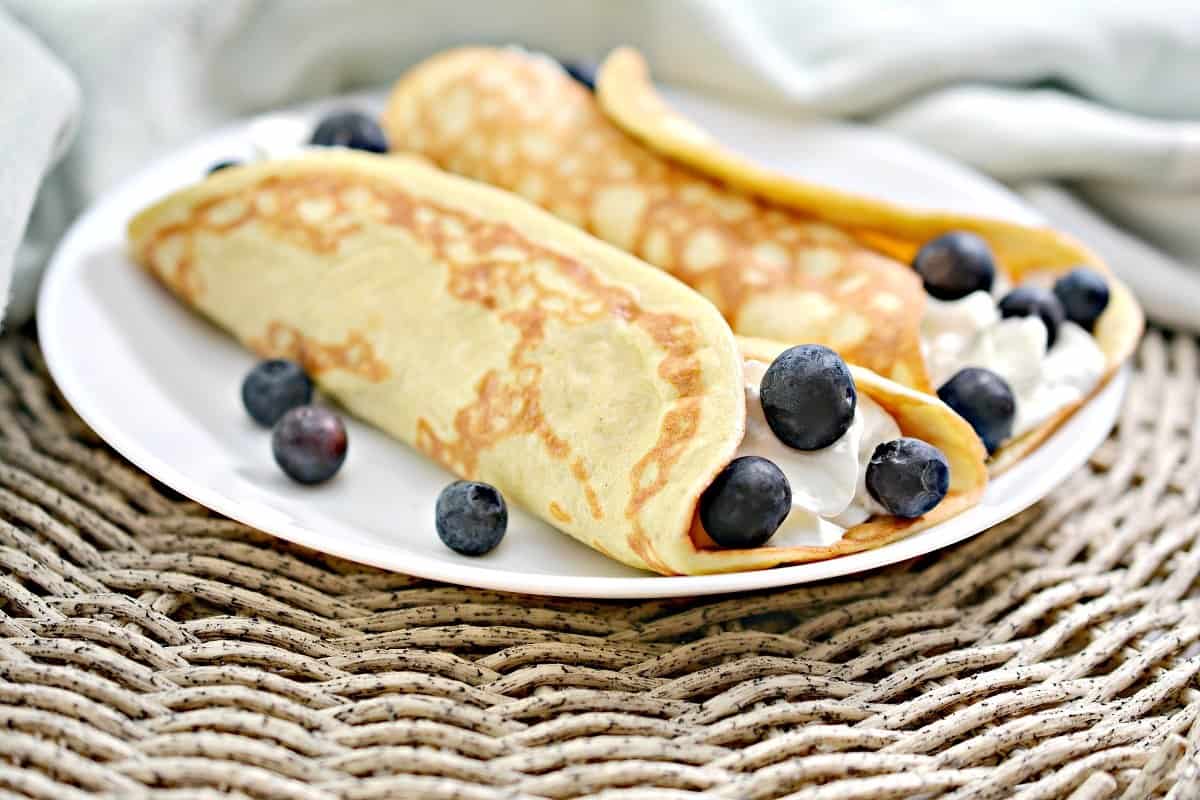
[141,166,707,548]
[385,49,930,389]
[250,321,390,382]
[548,502,572,524]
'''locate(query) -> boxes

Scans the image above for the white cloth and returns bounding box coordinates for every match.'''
[4,0,1199,328]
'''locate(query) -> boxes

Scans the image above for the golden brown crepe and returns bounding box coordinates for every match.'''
[382,47,1142,472]
[127,150,986,575]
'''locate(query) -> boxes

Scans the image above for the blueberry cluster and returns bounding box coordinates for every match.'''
[700,344,951,551]
[914,232,1111,454]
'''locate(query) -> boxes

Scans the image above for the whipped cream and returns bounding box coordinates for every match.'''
[733,360,900,547]
[922,290,1105,440]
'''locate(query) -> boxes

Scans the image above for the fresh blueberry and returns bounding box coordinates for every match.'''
[435,481,508,556]
[207,159,241,175]
[760,344,857,451]
[998,285,1066,347]
[560,60,596,91]
[310,110,388,153]
[242,359,314,427]
[912,231,996,300]
[866,438,951,518]
[937,368,1016,454]
[699,456,791,549]
[1053,268,1110,331]
[271,406,347,484]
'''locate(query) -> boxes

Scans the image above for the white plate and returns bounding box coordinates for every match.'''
[38,88,1127,598]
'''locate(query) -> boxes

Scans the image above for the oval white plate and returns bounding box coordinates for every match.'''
[38,88,1127,598]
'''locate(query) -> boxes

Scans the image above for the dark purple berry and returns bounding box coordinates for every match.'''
[1053,268,1110,331]
[310,110,388,153]
[760,344,857,451]
[242,359,313,427]
[866,438,950,518]
[207,159,241,175]
[699,456,791,549]
[938,368,1016,454]
[272,406,347,484]
[999,285,1065,347]
[913,231,996,300]
[436,481,508,555]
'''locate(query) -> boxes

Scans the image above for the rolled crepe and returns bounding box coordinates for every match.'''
[383,47,1142,473]
[128,151,986,575]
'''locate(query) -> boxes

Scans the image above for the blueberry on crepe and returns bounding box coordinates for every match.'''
[560,60,597,91]
[1054,268,1110,331]
[436,481,508,556]
[207,159,240,174]
[999,285,1066,347]
[866,438,950,518]
[760,344,856,451]
[938,368,1016,454]
[311,110,389,153]
[913,231,996,300]
[699,456,791,548]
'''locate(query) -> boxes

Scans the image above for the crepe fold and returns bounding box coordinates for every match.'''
[383,47,1142,472]
[128,151,985,575]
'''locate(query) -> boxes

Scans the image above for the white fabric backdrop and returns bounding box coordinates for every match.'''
[5,0,1199,328]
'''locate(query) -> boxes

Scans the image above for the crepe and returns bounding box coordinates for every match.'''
[382,47,1142,472]
[127,150,986,575]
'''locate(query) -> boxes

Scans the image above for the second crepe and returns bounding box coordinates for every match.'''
[384,47,1141,471]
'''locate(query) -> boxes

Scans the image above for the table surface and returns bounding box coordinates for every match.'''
[0,327,1196,799]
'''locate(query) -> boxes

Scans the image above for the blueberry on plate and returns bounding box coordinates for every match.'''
[998,285,1066,347]
[310,110,388,153]
[912,231,996,300]
[699,456,791,549]
[207,159,241,175]
[560,60,597,91]
[242,359,314,427]
[760,344,857,451]
[436,481,508,556]
[937,367,1016,454]
[1053,268,1110,331]
[866,438,950,518]
[272,406,348,484]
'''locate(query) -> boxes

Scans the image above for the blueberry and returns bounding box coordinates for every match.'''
[272,406,347,484]
[310,110,388,153]
[242,359,314,427]
[913,231,996,300]
[435,481,508,556]
[207,159,241,175]
[699,456,791,549]
[937,368,1016,454]
[760,344,857,451]
[560,60,596,91]
[998,285,1065,347]
[1053,268,1110,331]
[866,438,951,518]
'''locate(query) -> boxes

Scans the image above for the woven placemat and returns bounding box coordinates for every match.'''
[0,327,1196,800]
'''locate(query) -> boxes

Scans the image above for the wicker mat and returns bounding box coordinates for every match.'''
[0,328,1196,800]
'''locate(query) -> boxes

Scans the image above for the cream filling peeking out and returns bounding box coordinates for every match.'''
[921,291,1105,441]
[733,360,900,548]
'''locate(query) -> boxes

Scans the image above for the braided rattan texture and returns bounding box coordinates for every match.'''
[0,328,1196,799]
